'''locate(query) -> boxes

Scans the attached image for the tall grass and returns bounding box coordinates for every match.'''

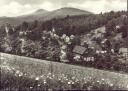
[0,53,128,90]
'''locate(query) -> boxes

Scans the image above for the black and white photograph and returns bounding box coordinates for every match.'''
[0,0,128,90]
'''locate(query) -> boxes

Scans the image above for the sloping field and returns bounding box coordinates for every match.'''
[0,53,128,90]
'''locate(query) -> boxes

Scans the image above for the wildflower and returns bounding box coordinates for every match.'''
[62,74,65,76]
[66,78,68,81]
[7,67,11,71]
[52,74,55,77]
[48,73,51,75]
[84,81,87,84]
[30,87,33,89]
[47,75,50,78]
[110,84,113,87]
[40,75,44,78]
[58,78,61,81]
[75,79,79,82]
[38,84,41,87]
[68,81,71,85]
[101,78,105,81]
[30,75,35,78]
[127,85,128,88]
[42,37,46,40]
[97,80,100,83]
[12,67,15,70]
[44,80,47,84]
[1,57,5,60]
[19,72,23,77]
[72,76,75,80]
[49,77,52,79]
[35,77,39,81]
[64,76,67,79]
[84,78,86,80]
[3,61,7,65]
[72,81,75,84]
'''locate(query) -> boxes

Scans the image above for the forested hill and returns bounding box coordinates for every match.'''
[0,7,92,26]
[12,11,127,36]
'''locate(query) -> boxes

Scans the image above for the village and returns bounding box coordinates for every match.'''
[2,20,128,65]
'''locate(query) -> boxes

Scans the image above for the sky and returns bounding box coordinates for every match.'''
[0,0,127,17]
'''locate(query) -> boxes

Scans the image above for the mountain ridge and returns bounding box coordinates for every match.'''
[0,7,93,26]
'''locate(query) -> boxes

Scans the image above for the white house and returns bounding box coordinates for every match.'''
[119,48,128,59]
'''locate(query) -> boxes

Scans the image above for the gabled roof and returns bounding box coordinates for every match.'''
[73,46,87,55]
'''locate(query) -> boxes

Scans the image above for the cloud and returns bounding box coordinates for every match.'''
[39,1,61,11]
[0,1,35,17]
[67,0,127,13]
[0,0,127,17]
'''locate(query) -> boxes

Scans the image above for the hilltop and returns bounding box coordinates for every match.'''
[0,7,92,26]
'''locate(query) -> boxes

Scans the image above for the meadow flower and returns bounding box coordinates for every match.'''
[58,78,61,81]
[97,80,100,83]
[47,75,49,78]
[62,74,65,76]
[110,83,113,87]
[1,57,5,60]
[75,79,79,82]
[30,86,33,89]
[127,85,128,88]
[38,84,41,87]
[12,67,15,70]
[101,78,105,81]
[52,74,55,77]
[19,72,23,77]
[66,78,68,81]
[84,78,86,80]
[48,73,51,75]
[68,81,71,85]
[44,80,47,84]
[72,76,75,80]
[72,81,75,84]
[6,66,11,71]
[64,76,67,79]
[24,73,27,76]
[40,75,44,78]
[35,77,40,81]
[30,75,35,78]
[3,61,7,65]
[49,77,52,79]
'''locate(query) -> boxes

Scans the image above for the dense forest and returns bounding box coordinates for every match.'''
[0,11,128,72]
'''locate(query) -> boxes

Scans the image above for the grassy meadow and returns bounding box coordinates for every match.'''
[0,53,128,90]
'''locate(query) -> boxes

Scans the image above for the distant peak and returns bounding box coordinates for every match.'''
[60,7,84,10]
[35,9,48,13]
[56,7,93,14]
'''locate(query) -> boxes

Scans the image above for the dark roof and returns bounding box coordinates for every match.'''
[73,46,87,55]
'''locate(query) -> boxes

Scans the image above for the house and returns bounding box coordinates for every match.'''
[121,15,127,19]
[73,46,87,55]
[73,46,94,62]
[96,50,107,54]
[119,48,128,60]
